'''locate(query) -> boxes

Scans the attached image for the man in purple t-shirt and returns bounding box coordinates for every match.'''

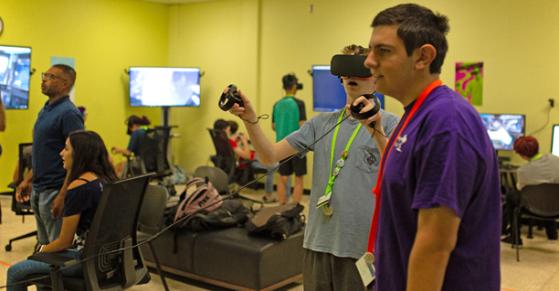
[353,4,501,291]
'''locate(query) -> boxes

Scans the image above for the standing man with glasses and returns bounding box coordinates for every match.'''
[16,64,84,247]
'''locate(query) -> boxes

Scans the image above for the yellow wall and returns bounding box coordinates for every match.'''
[168,0,559,177]
[2,0,558,190]
[0,0,168,190]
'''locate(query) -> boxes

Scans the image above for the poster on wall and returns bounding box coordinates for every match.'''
[455,62,483,106]
[51,56,76,101]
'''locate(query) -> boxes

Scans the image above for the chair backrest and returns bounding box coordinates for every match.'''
[81,173,152,290]
[194,166,229,194]
[207,128,236,179]
[521,183,559,217]
[137,127,172,177]
[138,184,168,234]
[11,143,33,214]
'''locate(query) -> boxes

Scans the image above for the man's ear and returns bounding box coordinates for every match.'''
[414,44,437,71]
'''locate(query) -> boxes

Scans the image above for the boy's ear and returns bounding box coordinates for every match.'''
[414,44,437,71]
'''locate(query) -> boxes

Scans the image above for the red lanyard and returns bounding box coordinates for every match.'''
[367,79,442,253]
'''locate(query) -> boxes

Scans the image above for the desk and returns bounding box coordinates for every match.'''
[500,166,518,193]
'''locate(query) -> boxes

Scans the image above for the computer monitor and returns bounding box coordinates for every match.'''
[551,124,559,156]
[311,65,384,112]
[479,113,525,151]
[311,65,346,112]
[0,45,32,109]
[129,67,200,107]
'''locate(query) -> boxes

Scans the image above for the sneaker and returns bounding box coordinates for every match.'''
[501,235,523,246]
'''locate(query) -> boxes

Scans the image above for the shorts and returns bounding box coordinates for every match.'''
[278,155,307,176]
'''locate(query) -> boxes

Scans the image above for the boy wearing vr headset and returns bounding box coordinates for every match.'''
[228,45,398,290]
[361,4,501,291]
[271,73,307,204]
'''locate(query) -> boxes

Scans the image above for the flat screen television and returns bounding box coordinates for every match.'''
[551,124,559,157]
[129,67,200,107]
[311,65,384,112]
[0,45,31,109]
[479,113,525,151]
[312,65,346,112]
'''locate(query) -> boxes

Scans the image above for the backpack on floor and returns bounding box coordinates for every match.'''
[245,203,305,240]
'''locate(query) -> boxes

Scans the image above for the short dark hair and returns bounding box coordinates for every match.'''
[514,136,539,158]
[67,130,118,183]
[52,64,77,88]
[213,119,229,131]
[282,73,298,90]
[228,120,239,134]
[372,3,449,74]
[126,115,151,127]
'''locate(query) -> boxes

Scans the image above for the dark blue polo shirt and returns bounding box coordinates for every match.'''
[32,96,84,192]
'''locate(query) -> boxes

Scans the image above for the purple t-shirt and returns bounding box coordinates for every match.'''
[374,85,501,291]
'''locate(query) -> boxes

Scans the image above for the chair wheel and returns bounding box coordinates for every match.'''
[5,244,12,251]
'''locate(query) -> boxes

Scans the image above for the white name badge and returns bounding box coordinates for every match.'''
[316,191,332,208]
[356,252,375,287]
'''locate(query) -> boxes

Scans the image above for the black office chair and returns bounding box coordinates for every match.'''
[207,128,267,188]
[5,142,38,252]
[513,183,559,262]
[26,173,153,290]
[122,126,173,180]
[139,127,173,178]
[207,128,237,182]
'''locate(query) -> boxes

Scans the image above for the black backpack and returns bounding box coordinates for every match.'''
[245,203,305,240]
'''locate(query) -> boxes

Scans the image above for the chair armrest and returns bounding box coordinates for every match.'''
[28,252,79,268]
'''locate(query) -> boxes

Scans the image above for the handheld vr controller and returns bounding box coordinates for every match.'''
[349,94,381,127]
[218,84,244,111]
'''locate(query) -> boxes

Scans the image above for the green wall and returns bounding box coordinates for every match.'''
[0,0,168,190]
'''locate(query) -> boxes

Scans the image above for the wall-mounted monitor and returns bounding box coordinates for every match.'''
[311,65,384,112]
[551,124,559,156]
[0,45,31,109]
[129,67,200,107]
[312,65,346,112]
[479,113,525,151]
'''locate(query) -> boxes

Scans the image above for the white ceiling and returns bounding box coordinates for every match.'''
[140,0,212,4]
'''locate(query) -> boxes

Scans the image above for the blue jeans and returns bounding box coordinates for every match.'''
[7,249,82,291]
[251,160,291,194]
[30,188,62,244]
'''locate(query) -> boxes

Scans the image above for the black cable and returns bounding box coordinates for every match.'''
[528,106,552,136]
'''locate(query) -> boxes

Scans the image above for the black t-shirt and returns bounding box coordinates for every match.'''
[63,179,103,250]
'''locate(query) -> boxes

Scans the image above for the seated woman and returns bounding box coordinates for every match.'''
[111,115,151,176]
[213,119,279,202]
[502,135,559,245]
[7,130,118,291]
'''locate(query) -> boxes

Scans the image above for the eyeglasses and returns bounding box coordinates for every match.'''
[41,72,64,81]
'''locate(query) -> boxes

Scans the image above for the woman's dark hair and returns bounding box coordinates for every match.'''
[213,119,229,140]
[66,130,118,183]
[126,115,151,135]
[228,120,239,135]
[126,115,151,127]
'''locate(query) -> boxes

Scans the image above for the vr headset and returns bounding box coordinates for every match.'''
[330,54,372,78]
[330,54,379,124]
